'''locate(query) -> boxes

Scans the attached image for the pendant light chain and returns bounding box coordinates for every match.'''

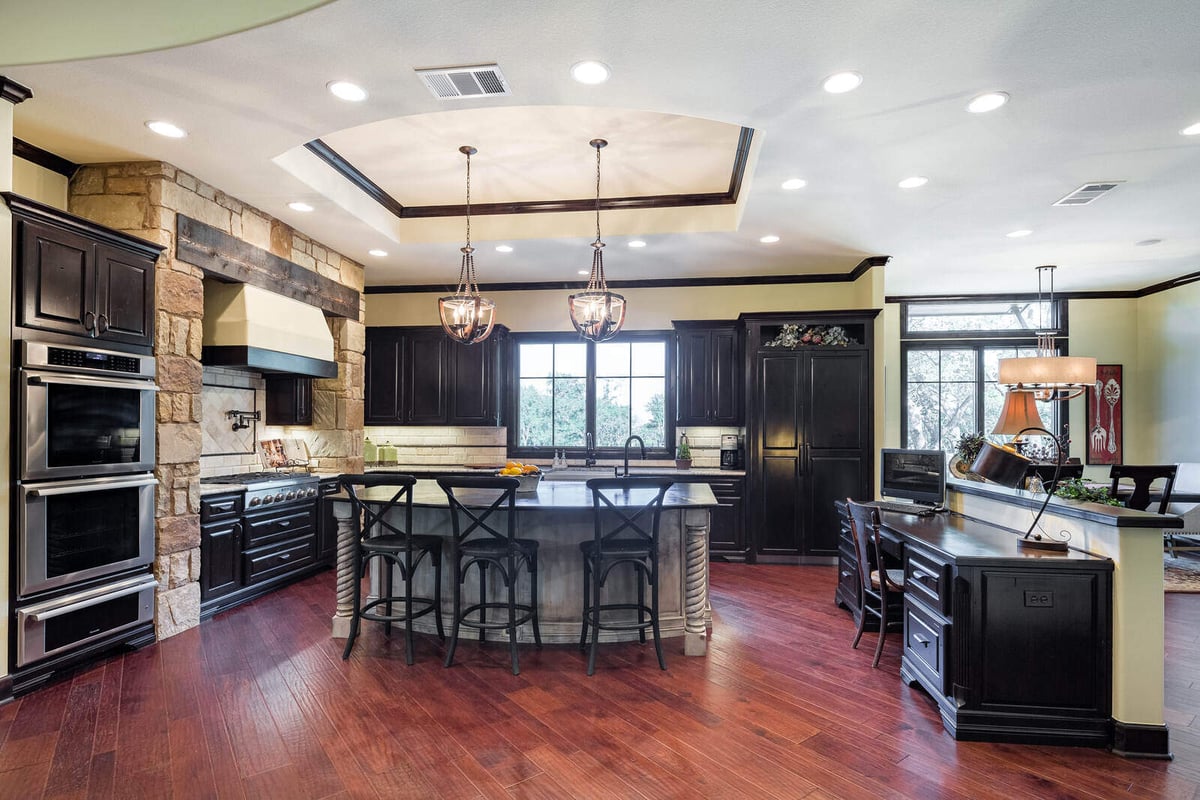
[457,146,477,296]
[589,138,607,292]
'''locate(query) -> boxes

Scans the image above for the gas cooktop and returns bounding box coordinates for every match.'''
[203,471,319,509]
[204,471,311,485]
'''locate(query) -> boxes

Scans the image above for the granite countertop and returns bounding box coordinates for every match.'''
[365,462,745,477]
[200,483,246,497]
[338,478,719,510]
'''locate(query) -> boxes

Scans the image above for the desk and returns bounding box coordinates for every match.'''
[327,480,718,656]
[876,510,1114,748]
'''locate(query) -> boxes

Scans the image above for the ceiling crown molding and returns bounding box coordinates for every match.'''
[0,76,33,104]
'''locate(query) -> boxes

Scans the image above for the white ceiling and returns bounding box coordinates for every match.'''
[4,0,1199,294]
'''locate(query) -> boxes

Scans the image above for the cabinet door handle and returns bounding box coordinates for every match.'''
[278,520,291,528]
[96,313,110,334]
[278,553,292,561]
[82,310,96,333]
[912,633,931,646]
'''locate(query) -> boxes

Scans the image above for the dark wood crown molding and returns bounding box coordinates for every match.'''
[306,127,755,220]
[364,254,888,295]
[885,268,1200,304]
[0,76,33,104]
[13,138,78,177]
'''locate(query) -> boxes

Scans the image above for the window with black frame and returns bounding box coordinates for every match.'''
[510,332,673,458]
[901,300,1066,453]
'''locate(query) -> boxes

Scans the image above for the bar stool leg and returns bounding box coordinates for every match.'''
[529,551,542,648]
[445,556,463,668]
[637,567,647,644]
[587,565,603,676]
[579,557,591,651]
[478,563,488,644]
[650,559,666,671]
[507,552,519,675]
[402,554,415,666]
[342,547,364,661]
[433,550,445,641]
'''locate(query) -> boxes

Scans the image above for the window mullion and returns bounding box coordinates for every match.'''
[585,341,597,447]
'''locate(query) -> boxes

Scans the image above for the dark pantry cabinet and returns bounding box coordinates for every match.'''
[6,193,161,348]
[365,325,508,426]
[674,320,742,426]
[743,311,878,560]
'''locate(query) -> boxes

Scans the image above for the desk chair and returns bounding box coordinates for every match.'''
[339,474,445,664]
[846,499,905,668]
[580,477,674,676]
[1109,464,1178,514]
[438,475,541,675]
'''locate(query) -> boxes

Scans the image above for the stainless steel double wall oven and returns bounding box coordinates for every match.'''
[13,340,159,669]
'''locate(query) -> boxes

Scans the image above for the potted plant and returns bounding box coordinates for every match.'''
[1053,477,1122,506]
[675,432,693,470]
[950,432,987,480]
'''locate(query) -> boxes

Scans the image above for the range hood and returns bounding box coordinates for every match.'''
[202,282,337,378]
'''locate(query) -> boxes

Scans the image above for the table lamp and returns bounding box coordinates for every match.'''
[969,390,1069,551]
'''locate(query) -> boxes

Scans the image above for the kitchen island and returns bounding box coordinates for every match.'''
[327,479,718,656]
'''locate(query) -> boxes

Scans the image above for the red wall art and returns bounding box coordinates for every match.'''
[1086,364,1122,465]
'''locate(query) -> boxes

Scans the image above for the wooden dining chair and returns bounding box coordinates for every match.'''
[845,499,906,668]
[1109,464,1178,514]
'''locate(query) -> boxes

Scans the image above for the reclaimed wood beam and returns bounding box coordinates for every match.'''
[175,215,359,319]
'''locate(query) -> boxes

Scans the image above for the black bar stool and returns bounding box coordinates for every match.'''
[438,475,542,675]
[339,474,445,665]
[579,477,674,676]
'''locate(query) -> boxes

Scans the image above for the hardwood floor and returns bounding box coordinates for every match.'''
[3,563,1199,799]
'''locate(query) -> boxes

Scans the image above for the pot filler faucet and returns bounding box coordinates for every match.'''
[622,435,645,477]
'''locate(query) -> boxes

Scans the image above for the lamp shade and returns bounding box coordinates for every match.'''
[997,355,1096,393]
[991,390,1047,435]
[969,441,1032,489]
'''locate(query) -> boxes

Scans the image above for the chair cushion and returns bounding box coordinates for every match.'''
[458,537,538,557]
[869,568,905,590]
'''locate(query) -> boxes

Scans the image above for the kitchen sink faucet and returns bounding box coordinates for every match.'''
[585,432,596,466]
[622,435,645,477]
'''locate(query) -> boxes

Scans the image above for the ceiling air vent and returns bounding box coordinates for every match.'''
[1053,181,1124,206]
[416,64,510,99]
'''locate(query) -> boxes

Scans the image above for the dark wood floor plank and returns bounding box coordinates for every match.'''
[4,563,1200,799]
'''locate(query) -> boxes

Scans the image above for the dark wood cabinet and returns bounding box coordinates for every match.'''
[6,193,161,348]
[317,477,341,564]
[879,513,1113,747]
[199,493,243,603]
[743,311,877,561]
[654,474,747,561]
[365,325,507,426]
[265,376,312,426]
[674,321,742,426]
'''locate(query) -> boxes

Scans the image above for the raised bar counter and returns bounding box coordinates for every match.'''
[327,480,718,656]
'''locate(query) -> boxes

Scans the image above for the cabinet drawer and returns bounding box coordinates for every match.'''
[837,551,859,600]
[244,536,316,585]
[200,493,242,523]
[905,549,952,614]
[904,599,951,696]
[243,507,315,549]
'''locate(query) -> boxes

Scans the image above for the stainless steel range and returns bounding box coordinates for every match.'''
[204,471,320,509]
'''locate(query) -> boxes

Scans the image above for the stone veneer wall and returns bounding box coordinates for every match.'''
[67,162,365,639]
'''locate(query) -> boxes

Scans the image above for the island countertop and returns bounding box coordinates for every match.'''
[338,478,719,510]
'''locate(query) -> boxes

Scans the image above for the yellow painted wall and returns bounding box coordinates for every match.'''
[1137,280,1200,463]
[12,157,68,209]
[1,104,15,681]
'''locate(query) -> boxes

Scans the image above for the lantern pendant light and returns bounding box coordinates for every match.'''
[568,138,626,342]
[438,145,496,345]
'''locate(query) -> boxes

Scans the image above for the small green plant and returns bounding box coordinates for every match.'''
[676,432,692,461]
[1053,477,1122,506]
[953,431,987,468]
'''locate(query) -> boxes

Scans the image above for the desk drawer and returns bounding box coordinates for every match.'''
[904,599,951,696]
[837,547,859,601]
[906,549,951,614]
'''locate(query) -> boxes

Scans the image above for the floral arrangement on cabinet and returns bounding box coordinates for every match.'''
[765,324,855,348]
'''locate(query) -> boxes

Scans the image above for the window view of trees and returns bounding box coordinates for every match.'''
[516,338,667,450]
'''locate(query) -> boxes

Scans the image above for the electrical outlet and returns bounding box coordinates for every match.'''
[1024,590,1054,607]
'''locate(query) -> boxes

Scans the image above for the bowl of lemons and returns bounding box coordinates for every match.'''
[498,461,542,493]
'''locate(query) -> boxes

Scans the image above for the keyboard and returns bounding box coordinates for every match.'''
[870,501,935,517]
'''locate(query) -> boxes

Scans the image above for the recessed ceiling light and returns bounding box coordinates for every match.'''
[1136,238,1163,246]
[898,176,928,189]
[628,240,646,248]
[967,92,1009,113]
[145,120,186,138]
[822,71,863,94]
[495,245,513,253]
[759,235,780,244]
[781,178,808,190]
[327,81,368,102]
[577,269,590,275]
[288,201,314,212]
[571,61,610,85]
[368,249,388,257]
[1181,122,1200,136]
[1006,229,1033,238]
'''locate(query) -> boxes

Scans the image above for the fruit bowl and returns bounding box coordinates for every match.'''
[496,462,542,493]
[511,472,542,493]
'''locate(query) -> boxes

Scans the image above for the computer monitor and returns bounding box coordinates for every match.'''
[880,449,946,507]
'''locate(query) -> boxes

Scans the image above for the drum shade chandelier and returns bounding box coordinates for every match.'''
[997,265,1095,400]
[568,138,627,342]
[438,145,496,345]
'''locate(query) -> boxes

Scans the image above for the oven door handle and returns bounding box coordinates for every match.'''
[28,475,159,497]
[27,374,160,392]
[28,579,159,622]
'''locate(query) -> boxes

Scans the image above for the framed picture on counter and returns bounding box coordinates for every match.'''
[1086,364,1122,465]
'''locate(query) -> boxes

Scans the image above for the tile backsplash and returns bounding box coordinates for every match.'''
[200,366,266,478]
[365,426,508,466]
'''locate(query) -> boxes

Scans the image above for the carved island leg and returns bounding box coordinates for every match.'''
[331,499,356,638]
[683,507,710,656]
